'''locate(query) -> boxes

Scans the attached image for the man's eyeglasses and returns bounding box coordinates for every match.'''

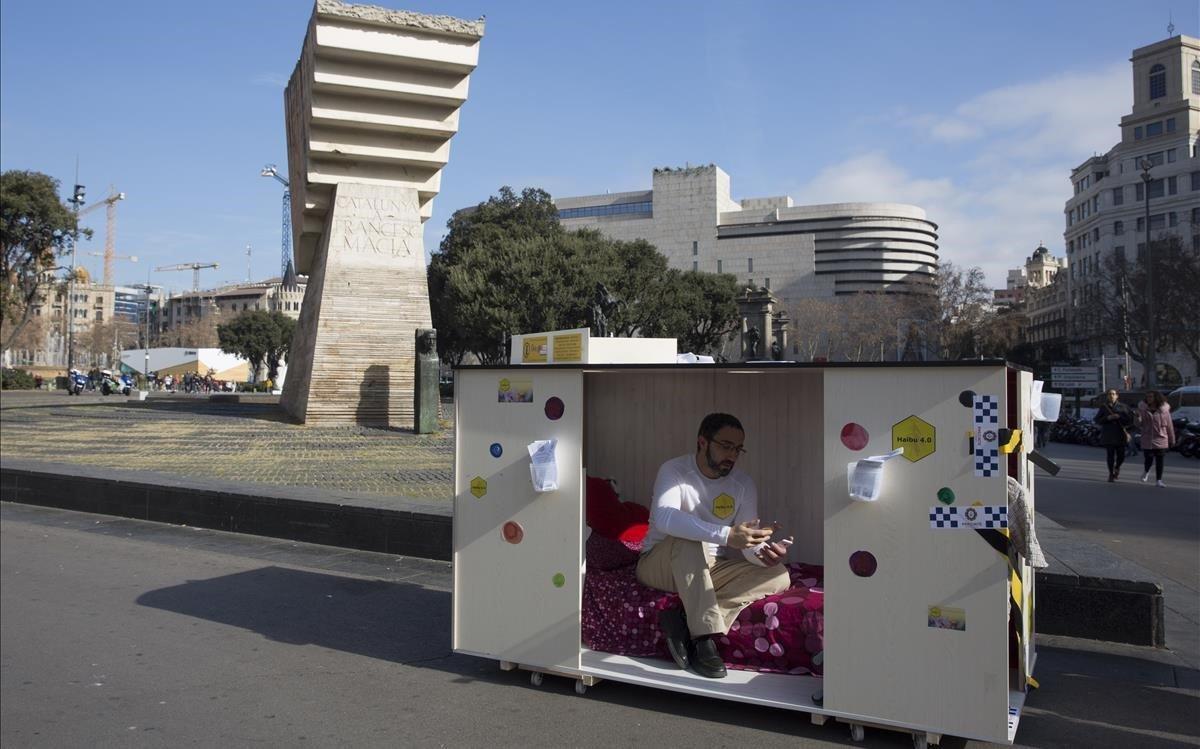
[710,439,747,456]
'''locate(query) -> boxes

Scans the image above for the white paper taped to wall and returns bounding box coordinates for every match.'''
[1030,380,1061,422]
[1030,380,1045,420]
[528,439,558,492]
[847,448,905,502]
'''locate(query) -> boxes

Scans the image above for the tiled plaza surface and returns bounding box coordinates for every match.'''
[0,390,454,499]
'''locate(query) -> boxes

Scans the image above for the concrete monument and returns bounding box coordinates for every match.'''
[280,0,484,426]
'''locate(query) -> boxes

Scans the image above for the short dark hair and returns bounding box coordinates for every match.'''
[698,412,743,441]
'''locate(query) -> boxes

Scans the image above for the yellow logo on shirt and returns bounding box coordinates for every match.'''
[712,493,735,519]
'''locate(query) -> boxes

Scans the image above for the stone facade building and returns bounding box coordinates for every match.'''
[555,165,939,307]
[1062,34,1199,386]
[161,270,306,338]
[1,273,118,370]
[1014,245,1070,360]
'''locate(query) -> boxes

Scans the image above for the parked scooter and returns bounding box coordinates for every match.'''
[1173,418,1200,459]
[99,369,124,396]
[67,369,88,396]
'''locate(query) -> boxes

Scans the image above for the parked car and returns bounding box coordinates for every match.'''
[1166,385,1200,423]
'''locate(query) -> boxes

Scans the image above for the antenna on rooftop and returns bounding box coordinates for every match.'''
[1167,12,1174,37]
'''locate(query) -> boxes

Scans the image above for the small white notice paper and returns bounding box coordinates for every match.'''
[528,439,559,493]
[847,448,905,502]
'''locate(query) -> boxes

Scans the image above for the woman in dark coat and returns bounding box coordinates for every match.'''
[1094,389,1133,481]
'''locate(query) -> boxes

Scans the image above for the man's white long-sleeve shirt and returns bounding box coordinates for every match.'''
[642,454,765,566]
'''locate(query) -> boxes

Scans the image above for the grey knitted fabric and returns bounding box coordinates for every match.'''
[1007,476,1048,568]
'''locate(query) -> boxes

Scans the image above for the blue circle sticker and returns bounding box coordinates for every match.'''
[490,443,503,458]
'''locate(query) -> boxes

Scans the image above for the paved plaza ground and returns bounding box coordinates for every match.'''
[0,390,454,499]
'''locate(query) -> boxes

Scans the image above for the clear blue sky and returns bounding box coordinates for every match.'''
[2,0,1196,292]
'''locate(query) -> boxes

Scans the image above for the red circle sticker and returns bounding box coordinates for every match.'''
[544,397,565,421]
[840,423,869,451]
[502,521,524,544]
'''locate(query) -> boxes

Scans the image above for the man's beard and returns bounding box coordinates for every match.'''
[705,445,734,477]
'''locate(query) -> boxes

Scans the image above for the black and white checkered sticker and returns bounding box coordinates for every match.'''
[929,505,1008,529]
[973,394,1001,477]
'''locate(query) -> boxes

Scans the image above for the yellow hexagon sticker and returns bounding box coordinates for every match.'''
[712,493,735,519]
[469,476,487,499]
[892,415,936,462]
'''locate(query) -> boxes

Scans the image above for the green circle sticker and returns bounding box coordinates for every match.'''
[552,573,566,588]
[937,487,955,505]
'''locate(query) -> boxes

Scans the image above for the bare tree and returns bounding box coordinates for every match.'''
[165,317,220,348]
[788,298,835,361]
[1079,236,1200,376]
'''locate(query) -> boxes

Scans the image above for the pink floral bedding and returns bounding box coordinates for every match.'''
[582,540,824,676]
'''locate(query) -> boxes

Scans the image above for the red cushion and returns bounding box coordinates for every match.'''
[586,476,649,543]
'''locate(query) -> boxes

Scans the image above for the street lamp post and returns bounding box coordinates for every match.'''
[1140,159,1156,389]
[66,183,85,371]
[130,278,160,386]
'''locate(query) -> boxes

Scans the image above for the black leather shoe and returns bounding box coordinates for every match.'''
[688,636,727,679]
[658,608,690,670]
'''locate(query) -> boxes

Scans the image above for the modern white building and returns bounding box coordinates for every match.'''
[1063,34,1199,386]
[555,164,939,306]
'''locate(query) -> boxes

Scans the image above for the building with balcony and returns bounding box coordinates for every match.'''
[161,269,306,338]
[1062,34,1200,386]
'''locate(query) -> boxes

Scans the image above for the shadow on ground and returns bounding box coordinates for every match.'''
[120,397,295,424]
[135,566,1200,748]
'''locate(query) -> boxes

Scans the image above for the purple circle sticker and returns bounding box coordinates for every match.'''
[840,423,869,451]
[544,397,565,421]
[849,550,877,577]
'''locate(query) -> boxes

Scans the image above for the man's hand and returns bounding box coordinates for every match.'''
[756,540,790,567]
[728,519,773,549]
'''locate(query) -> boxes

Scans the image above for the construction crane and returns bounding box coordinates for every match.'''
[77,187,126,286]
[155,262,219,292]
[88,251,138,281]
[260,164,294,277]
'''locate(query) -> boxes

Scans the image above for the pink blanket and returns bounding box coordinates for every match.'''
[582,542,824,676]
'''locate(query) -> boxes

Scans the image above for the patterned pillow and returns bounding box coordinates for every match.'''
[585,532,643,571]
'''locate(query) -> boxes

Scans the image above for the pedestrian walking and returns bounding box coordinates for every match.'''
[1094,389,1133,481]
[1137,390,1176,487]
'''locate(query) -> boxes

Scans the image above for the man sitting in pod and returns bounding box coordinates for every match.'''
[637,412,792,678]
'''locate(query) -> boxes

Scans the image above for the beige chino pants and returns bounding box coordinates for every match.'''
[636,536,791,637]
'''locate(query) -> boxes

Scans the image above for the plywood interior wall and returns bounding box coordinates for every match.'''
[584,369,825,563]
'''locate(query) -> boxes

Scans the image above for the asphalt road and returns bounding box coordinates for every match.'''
[1034,441,1200,667]
[3,503,1198,749]
[1036,442,1198,590]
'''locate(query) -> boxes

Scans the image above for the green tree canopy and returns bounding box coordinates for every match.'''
[658,270,741,355]
[1,170,88,354]
[429,187,740,363]
[429,186,565,364]
[217,309,294,382]
[265,311,296,383]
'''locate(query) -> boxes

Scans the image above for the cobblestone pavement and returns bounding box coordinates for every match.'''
[0,391,454,499]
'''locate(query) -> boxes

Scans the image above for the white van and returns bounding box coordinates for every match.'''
[1167,385,1200,423]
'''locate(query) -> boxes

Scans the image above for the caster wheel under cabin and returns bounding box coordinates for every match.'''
[529,671,543,687]
[574,679,588,695]
[849,723,865,742]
